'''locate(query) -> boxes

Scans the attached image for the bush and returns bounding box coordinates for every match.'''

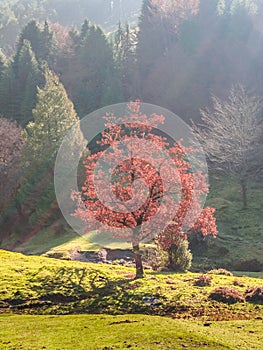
[142,247,167,271]
[166,241,192,272]
[207,268,233,276]
[233,279,244,287]
[245,286,263,304]
[194,275,212,287]
[209,287,244,304]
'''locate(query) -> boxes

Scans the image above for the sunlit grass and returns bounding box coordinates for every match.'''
[0,314,262,349]
[0,250,262,321]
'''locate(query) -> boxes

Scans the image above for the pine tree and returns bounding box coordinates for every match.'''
[0,49,8,111]
[40,21,55,63]
[11,39,44,126]
[80,19,91,42]
[136,0,165,83]
[0,65,16,119]
[0,49,7,79]
[17,20,54,63]
[75,23,122,116]
[114,23,138,99]
[18,69,81,234]
[17,20,42,59]
[23,69,79,161]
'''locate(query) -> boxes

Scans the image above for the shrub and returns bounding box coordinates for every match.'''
[209,287,244,304]
[166,241,192,272]
[207,268,233,276]
[245,286,263,304]
[194,275,212,287]
[233,279,244,287]
[142,247,168,271]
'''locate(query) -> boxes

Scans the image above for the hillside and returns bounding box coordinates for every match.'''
[0,249,262,349]
[0,249,262,319]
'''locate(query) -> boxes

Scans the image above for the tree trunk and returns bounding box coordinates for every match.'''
[241,179,247,209]
[168,247,174,269]
[133,243,144,278]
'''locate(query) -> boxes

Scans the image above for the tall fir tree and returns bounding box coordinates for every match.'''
[0,49,7,79]
[11,39,44,126]
[17,20,54,63]
[17,69,80,235]
[136,0,179,93]
[23,69,79,160]
[137,0,159,82]
[74,22,122,116]
[114,23,138,100]
[0,49,8,111]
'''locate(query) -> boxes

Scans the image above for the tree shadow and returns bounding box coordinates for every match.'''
[27,266,168,314]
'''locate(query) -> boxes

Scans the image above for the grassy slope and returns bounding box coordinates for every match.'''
[0,314,262,350]
[190,178,263,270]
[0,250,262,320]
[0,250,262,349]
[11,227,133,256]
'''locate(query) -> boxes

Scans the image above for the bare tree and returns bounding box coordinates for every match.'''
[193,84,263,209]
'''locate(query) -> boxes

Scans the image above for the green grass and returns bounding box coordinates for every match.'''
[42,230,136,258]
[207,178,263,239]
[194,178,263,270]
[0,250,262,321]
[0,314,262,349]
[0,250,262,349]
[12,226,138,257]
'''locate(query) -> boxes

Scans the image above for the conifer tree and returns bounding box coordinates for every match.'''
[79,19,91,42]
[136,0,167,84]
[23,69,79,161]
[11,39,44,126]
[0,65,16,120]
[114,23,138,100]
[17,20,42,58]
[0,49,7,79]
[0,49,8,110]
[75,23,122,116]
[17,20,54,63]
[18,69,80,233]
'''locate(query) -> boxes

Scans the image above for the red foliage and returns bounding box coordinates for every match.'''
[49,22,72,49]
[209,287,244,304]
[151,0,199,23]
[194,274,212,287]
[72,101,217,253]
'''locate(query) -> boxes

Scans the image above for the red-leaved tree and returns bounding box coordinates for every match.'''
[72,102,217,278]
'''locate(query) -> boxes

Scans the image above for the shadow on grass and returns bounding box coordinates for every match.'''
[7,266,169,314]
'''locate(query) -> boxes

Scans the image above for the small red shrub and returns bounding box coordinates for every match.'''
[209,287,244,304]
[245,286,263,304]
[207,268,233,276]
[194,275,212,287]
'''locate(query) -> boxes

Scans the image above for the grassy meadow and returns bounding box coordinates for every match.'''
[1,314,262,349]
[0,249,262,349]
